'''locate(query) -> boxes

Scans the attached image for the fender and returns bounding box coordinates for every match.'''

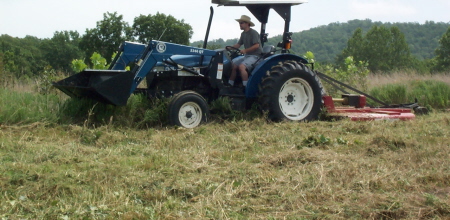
[246,53,309,98]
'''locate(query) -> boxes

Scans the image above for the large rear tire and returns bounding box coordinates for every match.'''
[259,60,323,121]
[168,91,210,128]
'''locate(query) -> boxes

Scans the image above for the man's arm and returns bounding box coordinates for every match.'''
[241,43,260,54]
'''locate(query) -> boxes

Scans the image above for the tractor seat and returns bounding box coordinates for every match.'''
[248,45,276,73]
[261,45,276,58]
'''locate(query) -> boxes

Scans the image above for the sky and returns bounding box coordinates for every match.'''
[1,0,449,43]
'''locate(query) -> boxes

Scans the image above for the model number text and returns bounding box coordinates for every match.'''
[190,49,204,54]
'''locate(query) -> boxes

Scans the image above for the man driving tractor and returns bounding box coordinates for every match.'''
[227,15,263,87]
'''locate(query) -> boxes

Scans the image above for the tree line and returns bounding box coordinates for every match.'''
[338,23,450,72]
[0,12,193,78]
[287,20,449,62]
[1,13,449,79]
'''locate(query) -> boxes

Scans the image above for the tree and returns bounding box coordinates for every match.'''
[388,27,412,70]
[132,12,193,45]
[435,27,450,71]
[364,26,396,72]
[40,31,83,72]
[337,28,364,66]
[79,12,132,64]
[0,52,4,72]
[339,25,412,72]
[0,35,45,77]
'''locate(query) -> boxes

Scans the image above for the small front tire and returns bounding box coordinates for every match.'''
[168,91,210,128]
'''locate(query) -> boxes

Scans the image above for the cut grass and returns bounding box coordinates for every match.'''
[1,114,449,219]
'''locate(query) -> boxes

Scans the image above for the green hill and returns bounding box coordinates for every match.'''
[192,19,449,63]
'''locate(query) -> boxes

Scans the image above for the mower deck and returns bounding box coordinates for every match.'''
[322,95,415,121]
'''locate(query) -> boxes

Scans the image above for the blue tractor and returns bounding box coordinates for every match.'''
[53,0,325,128]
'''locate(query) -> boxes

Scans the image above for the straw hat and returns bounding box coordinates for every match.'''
[235,15,255,27]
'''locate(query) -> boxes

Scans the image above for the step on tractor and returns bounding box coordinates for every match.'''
[53,0,423,128]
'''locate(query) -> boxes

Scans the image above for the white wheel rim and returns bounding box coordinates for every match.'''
[279,77,314,120]
[178,101,203,128]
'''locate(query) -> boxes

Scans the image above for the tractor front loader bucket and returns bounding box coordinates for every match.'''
[53,70,135,106]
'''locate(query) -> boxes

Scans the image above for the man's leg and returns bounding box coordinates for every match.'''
[238,64,249,86]
[229,63,238,86]
[239,55,259,87]
[229,56,244,86]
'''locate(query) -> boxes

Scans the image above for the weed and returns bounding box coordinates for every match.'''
[371,135,408,151]
[34,66,64,95]
[301,134,331,148]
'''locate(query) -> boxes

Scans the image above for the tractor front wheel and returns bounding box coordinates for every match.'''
[259,60,323,121]
[168,91,210,128]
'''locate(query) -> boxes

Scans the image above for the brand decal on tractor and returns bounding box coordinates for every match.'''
[156,42,166,53]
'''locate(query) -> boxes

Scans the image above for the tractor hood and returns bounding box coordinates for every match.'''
[167,49,232,68]
[169,55,213,67]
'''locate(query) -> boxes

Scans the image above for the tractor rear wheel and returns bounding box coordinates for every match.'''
[259,60,323,121]
[168,91,210,128]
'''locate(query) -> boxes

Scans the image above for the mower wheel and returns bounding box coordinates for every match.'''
[168,91,210,128]
[259,60,323,122]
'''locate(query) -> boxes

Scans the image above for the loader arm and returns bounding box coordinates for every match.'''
[129,41,217,94]
[109,41,147,70]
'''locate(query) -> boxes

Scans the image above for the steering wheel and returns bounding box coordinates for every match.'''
[225,46,242,59]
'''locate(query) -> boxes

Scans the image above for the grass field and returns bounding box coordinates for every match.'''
[1,114,449,219]
[1,72,449,219]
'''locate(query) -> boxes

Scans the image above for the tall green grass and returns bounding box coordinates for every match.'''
[410,80,450,109]
[369,79,450,109]
[1,77,449,126]
[0,88,60,124]
[0,85,264,127]
[57,94,169,128]
[0,88,169,127]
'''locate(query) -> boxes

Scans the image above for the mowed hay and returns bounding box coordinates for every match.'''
[1,113,449,219]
